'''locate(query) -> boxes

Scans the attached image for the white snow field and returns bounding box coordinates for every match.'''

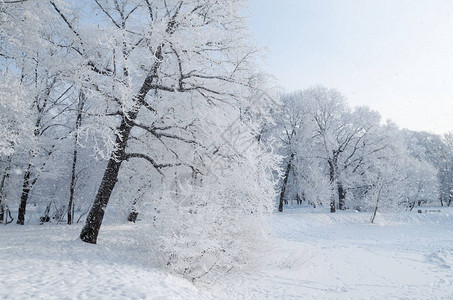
[1,207,453,299]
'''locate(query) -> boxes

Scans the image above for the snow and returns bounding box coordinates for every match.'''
[2,208,453,299]
[211,207,453,299]
[0,224,210,299]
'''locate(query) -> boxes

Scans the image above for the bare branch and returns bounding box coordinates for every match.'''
[125,153,180,174]
[143,0,154,21]
[94,0,121,28]
[4,0,29,3]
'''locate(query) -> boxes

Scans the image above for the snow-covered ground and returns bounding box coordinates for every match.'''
[0,224,209,300]
[1,207,453,299]
[212,207,453,299]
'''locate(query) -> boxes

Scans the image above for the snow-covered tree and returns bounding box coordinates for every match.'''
[24,1,279,258]
[1,1,78,224]
[402,130,453,207]
[272,86,441,213]
[440,132,453,206]
[0,74,34,223]
[270,91,314,211]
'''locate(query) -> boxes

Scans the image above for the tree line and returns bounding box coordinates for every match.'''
[269,87,453,214]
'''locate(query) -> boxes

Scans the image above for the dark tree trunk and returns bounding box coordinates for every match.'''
[68,173,75,225]
[16,154,52,225]
[328,158,336,213]
[79,115,136,244]
[330,196,336,213]
[17,113,45,225]
[79,154,124,243]
[370,184,383,224]
[17,163,32,225]
[278,154,294,212]
[40,202,51,224]
[296,193,302,205]
[0,163,10,224]
[68,137,79,224]
[338,183,346,210]
[68,92,85,225]
[0,203,4,224]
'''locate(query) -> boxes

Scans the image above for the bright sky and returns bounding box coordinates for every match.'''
[247,0,453,135]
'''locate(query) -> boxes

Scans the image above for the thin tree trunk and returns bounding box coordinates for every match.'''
[0,160,11,224]
[0,204,3,224]
[278,154,294,212]
[40,201,51,224]
[338,183,346,210]
[68,92,85,225]
[68,137,79,225]
[16,150,54,225]
[370,183,383,224]
[16,58,50,225]
[328,158,336,213]
[17,108,44,225]
[17,163,32,225]
[330,195,336,213]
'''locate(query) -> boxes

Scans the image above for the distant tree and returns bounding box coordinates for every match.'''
[1,0,76,225]
[441,132,453,206]
[280,86,388,212]
[272,91,313,211]
[272,87,441,214]
[402,130,452,207]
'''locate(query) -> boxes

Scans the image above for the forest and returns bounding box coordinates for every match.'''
[1,0,453,298]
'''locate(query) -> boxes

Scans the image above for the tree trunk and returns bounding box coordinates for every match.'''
[0,202,4,224]
[370,183,383,224]
[79,155,124,243]
[296,193,302,205]
[40,201,51,224]
[0,158,12,224]
[17,163,32,225]
[278,154,294,212]
[68,92,85,225]
[330,195,336,213]
[338,183,346,210]
[79,115,135,244]
[68,137,79,225]
[328,158,336,213]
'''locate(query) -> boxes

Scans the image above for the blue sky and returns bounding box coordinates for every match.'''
[246,0,453,135]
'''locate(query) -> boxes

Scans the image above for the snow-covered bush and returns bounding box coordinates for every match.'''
[134,124,278,280]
